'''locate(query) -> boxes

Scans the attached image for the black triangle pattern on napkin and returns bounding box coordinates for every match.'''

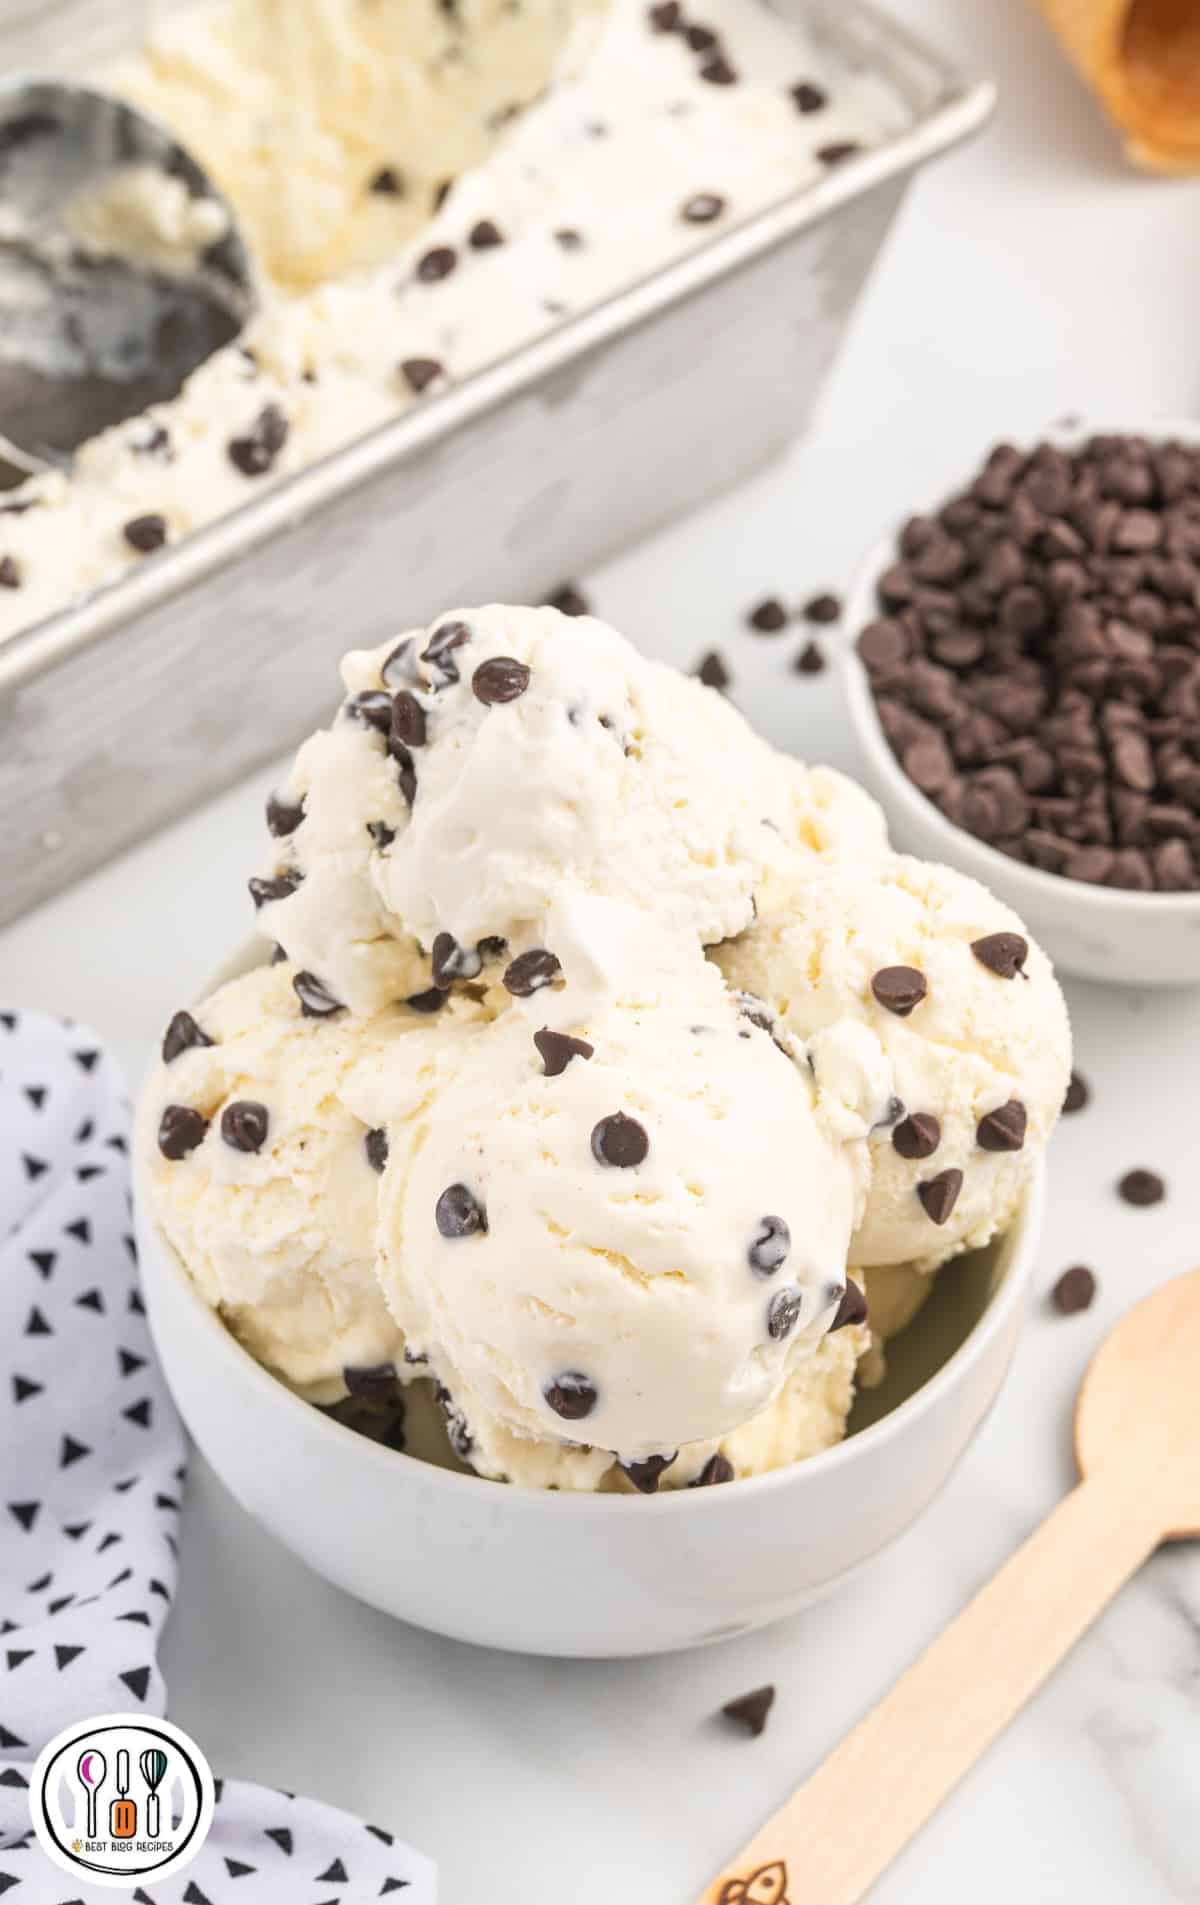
[0,1011,434,1902]
[0,1014,179,1753]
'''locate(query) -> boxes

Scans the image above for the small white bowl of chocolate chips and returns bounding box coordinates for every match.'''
[841,424,1200,986]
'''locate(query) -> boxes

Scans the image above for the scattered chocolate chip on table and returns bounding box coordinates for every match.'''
[1117,1168,1166,1207]
[1063,1070,1091,1114]
[721,1685,776,1738]
[1052,1265,1097,1315]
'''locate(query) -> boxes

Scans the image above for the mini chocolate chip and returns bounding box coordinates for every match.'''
[221,1100,269,1153]
[248,869,303,909]
[748,597,788,632]
[1051,1265,1096,1315]
[546,583,590,617]
[649,0,682,25]
[436,1182,488,1237]
[534,1027,594,1076]
[228,403,289,476]
[1118,1168,1165,1207]
[432,932,482,987]
[830,1280,868,1331]
[791,81,828,112]
[270,943,288,964]
[722,1686,775,1737]
[554,226,584,251]
[870,965,927,1017]
[892,1113,941,1160]
[692,1452,735,1486]
[293,971,345,1018]
[421,618,472,683]
[403,1345,429,1366]
[970,932,1029,979]
[766,1286,803,1340]
[696,649,730,691]
[918,1168,964,1225]
[266,792,305,837]
[1063,1071,1090,1114]
[344,690,394,734]
[469,218,504,249]
[503,948,561,996]
[365,1127,389,1174]
[682,192,725,223]
[794,640,826,676]
[344,1361,398,1397]
[748,1215,790,1276]
[699,53,737,82]
[736,993,790,1056]
[545,1371,598,1421]
[391,690,428,749]
[157,1105,208,1161]
[393,742,417,807]
[478,935,508,960]
[436,1385,474,1460]
[0,556,20,589]
[818,141,860,165]
[381,636,419,687]
[123,513,167,553]
[367,820,396,849]
[405,986,447,1014]
[591,1113,649,1168]
[416,245,457,282]
[400,357,444,395]
[369,166,403,196]
[620,1453,677,1494]
[161,1010,214,1065]
[977,1099,1027,1152]
[473,656,531,705]
[803,591,842,624]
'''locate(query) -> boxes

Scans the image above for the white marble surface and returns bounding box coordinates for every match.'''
[3,0,1200,1898]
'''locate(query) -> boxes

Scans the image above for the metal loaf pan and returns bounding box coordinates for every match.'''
[0,1,993,925]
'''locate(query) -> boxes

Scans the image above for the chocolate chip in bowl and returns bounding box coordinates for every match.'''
[840,425,1200,985]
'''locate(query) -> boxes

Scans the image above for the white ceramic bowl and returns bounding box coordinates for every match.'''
[839,426,1200,988]
[136,1156,1044,1659]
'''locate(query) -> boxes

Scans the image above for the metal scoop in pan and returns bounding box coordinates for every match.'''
[0,79,255,478]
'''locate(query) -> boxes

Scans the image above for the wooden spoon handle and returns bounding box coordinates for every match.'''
[700,1474,1163,1905]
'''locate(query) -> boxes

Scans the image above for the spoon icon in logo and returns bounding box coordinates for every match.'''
[76,1749,106,1837]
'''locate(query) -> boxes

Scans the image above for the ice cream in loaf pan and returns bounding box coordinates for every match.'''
[0,0,909,642]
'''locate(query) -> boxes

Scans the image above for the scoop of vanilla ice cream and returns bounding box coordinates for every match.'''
[254,605,794,1008]
[107,0,603,294]
[423,1318,864,1491]
[355,603,794,952]
[714,854,1071,1274]
[139,960,480,1400]
[412,1255,936,1489]
[374,943,867,1470]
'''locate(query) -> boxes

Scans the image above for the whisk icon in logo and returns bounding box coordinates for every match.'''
[31,1712,214,1890]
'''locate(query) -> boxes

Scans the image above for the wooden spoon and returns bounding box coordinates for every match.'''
[701,1268,1200,1905]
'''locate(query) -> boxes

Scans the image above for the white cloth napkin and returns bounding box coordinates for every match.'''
[0,1009,435,1903]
